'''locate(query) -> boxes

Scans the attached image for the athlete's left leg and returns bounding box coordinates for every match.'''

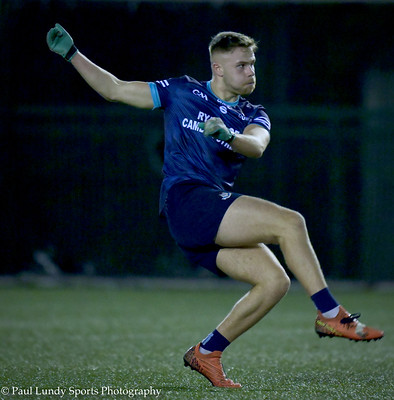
[215,195,327,296]
[214,194,384,342]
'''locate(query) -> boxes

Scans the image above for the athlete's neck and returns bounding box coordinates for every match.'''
[208,79,240,105]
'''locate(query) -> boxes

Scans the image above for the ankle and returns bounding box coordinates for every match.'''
[322,305,340,318]
[200,329,230,353]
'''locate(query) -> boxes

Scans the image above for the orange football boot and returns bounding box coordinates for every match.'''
[183,343,241,388]
[315,305,384,341]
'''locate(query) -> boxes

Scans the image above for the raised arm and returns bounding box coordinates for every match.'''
[70,52,154,108]
[46,24,154,109]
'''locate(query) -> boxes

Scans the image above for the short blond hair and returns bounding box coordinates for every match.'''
[209,31,258,58]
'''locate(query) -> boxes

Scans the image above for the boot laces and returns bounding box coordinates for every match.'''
[340,313,361,324]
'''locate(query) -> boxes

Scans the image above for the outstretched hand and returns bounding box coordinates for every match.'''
[47,23,78,61]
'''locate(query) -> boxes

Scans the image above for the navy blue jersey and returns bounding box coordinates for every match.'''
[149,75,271,213]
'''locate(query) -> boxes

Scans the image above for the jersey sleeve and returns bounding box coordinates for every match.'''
[148,82,161,109]
[250,107,271,132]
[148,78,178,110]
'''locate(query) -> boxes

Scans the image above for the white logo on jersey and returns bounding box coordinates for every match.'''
[219,192,232,200]
[182,118,203,132]
[197,111,211,121]
[219,106,228,114]
[157,80,169,87]
[192,89,208,101]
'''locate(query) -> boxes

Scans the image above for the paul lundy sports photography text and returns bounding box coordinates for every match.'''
[1,386,162,398]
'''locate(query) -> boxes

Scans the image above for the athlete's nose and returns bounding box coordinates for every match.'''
[246,64,255,76]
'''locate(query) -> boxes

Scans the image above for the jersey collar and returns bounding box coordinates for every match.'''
[207,81,240,107]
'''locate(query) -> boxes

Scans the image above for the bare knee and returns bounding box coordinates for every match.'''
[288,209,306,230]
[279,209,307,241]
[274,269,291,297]
[256,267,290,298]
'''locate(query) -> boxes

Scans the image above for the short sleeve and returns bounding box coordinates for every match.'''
[148,82,161,109]
[251,108,271,132]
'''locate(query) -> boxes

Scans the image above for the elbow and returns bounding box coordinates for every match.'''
[103,79,123,102]
[236,143,265,159]
[102,89,119,103]
[249,148,264,159]
[252,136,270,158]
[101,94,115,102]
[250,132,270,158]
[250,141,268,158]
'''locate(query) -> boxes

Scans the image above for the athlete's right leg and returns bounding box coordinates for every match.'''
[183,243,290,388]
[215,244,290,342]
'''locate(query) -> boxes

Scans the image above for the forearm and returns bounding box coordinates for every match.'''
[231,126,270,159]
[202,118,269,159]
[70,52,153,108]
[47,24,153,108]
[70,52,123,102]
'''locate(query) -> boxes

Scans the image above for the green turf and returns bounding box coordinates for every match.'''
[0,283,393,399]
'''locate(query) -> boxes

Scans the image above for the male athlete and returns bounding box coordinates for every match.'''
[47,24,384,388]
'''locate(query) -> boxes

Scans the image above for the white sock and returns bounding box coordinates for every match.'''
[322,305,340,319]
[199,347,212,355]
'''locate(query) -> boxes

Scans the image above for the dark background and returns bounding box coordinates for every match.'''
[1,0,393,281]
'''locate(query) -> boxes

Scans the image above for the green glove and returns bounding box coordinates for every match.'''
[46,23,78,61]
[199,117,235,143]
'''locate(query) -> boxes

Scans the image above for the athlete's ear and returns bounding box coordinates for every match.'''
[211,62,224,78]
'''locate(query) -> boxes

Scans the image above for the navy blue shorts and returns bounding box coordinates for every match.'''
[164,181,242,276]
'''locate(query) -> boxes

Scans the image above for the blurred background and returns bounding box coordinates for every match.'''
[0,0,393,282]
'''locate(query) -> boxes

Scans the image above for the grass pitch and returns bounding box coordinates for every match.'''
[0,280,393,399]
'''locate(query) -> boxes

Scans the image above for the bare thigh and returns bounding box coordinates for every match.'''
[215,195,327,295]
[215,195,301,247]
[216,243,288,286]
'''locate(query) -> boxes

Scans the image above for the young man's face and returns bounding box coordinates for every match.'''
[213,46,256,97]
